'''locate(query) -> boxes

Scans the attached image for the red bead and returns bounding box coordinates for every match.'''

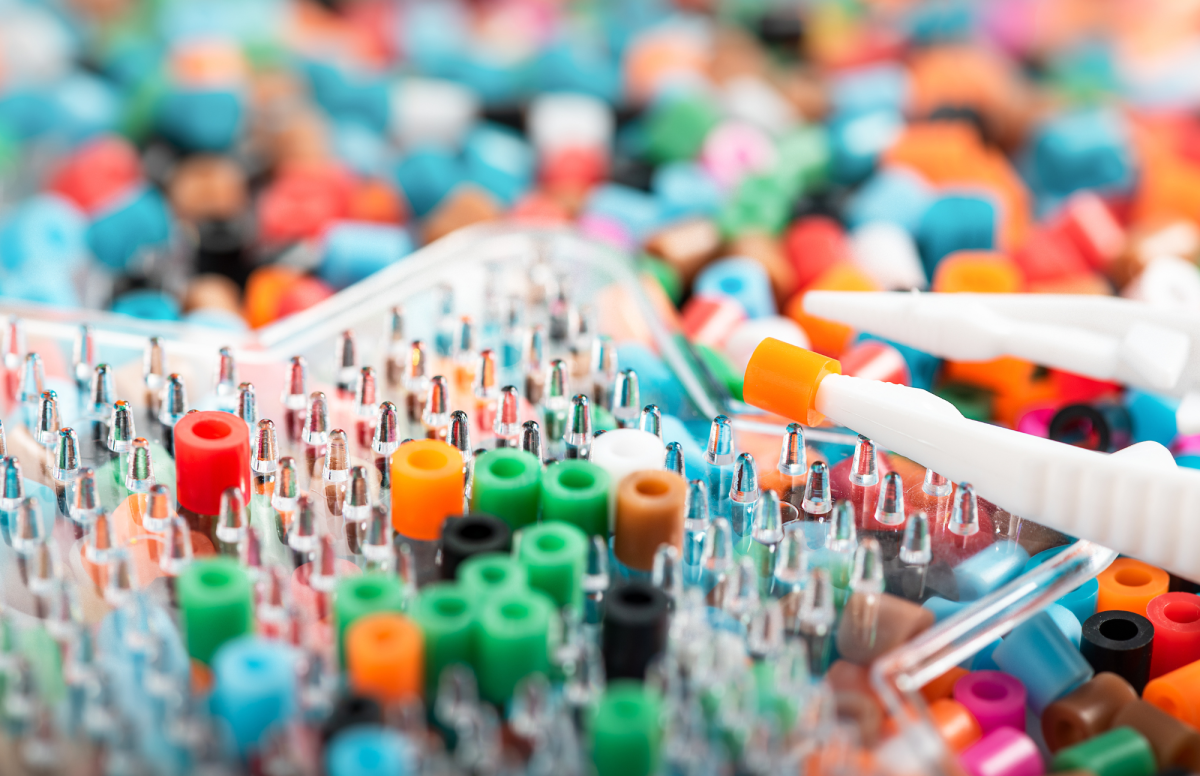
[784,216,850,289]
[680,294,745,348]
[276,275,335,318]
[48,135,142,213]
[1052,192,1125,271]
[541,146,608,191]
[1049,370,1122,404]
[1012,226,1090,283]
[258,165,354,244]
[1146,593,1200,679]
[173,411,250,517]
[841,340,911,385]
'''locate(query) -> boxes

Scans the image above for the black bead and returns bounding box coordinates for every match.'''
[608,154,655,192]
[320,694,383,743]
[440,514,512,580]
[1048,402,1132,452]
[1080,609,1155,694]
[602,582,669,681]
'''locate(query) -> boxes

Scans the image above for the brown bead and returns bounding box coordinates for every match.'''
[708,27,769,85]
[613,470,686,572]
[770,67,829,122]
[421,185,502,245]
[644,219,721,284]
[170,156,248,222]
[826,660,886,747]
[834,591,935,666]
[183,274,242,315]
[724,230,798,307]
[1112,699,1200,771]
[1041,672,1138,753]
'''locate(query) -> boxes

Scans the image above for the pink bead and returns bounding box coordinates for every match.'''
[1015,407,1055,437]
[953,671,1027,734]
[700,121,777,190]
[578,213,635,252]
[959,727,1044,776]
[1174,434,1200,456]
[681,295,746,348]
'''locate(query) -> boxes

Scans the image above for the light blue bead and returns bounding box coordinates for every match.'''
[0,90,58,140]
[652,162,723,221]
[1,274,79,308]
[1026,109,1134,198]
[828,109,904,186]
[402,3,467,79]
[212,637,298,756]
[321,221,414,290]
[917,194,997,276]
[585,184,662,242]
[830,64,909,117]
[0,194,88,273]
[992,611,1093,714]
[157,90,243,152]
[112,290,180,321]
[334,121,393,177]
[534,42,621,103]
[845,168,934,232]
[1178,454,1200,470]
[463,123,535,206]
[159,0,283,43]
[923,597,966,623]
[1124,389,1179,446]
[394,148,464,217]
[87,187,172,270]
[905,0,976,44]
[53,74,120,143]
[694,258,775,319]
[306,62,390,135]
[183,309,248,331]
[615,343,682,415]
[970,639,1002,671]
[451,53,527,106]
[1023,545,1099,624]
[953,541,1029,601]
[661,414,706,482]
[1046,603,1082,648]
[327,726,414,776]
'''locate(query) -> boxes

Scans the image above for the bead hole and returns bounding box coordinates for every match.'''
[355,584,383,600]
[459,522,495,542]
[536,534,565,553]
[200,570,230,587]
[433,597,467,617]
[193,419,232,440]
[559,469,595,490]
[619,588,653,607]
[970,681,1007,701]
[490,458,525,479]
[1115,568,1151,587]
[481,567,507,584]
[409,449,448,471]
[1099,618,1138,641]
[500,602,528,620]
[1165,602,1200,624]
[635,478,669,497]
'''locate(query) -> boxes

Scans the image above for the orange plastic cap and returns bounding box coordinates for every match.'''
[1144,659,1200,728]
[391,440,464,541]
[743,338,841,426]
[1096,558,1170,617]
[933,251,1024,294]
[346,613,424,702]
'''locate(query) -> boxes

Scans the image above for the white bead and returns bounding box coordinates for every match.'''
[590,429,667,533]
[719,76,798,137]
[527,92,614,156]
[850,221,928,291]
[390,77,480,150]
[1123,254,1200,312]
[0,5,73,85]
[722,316,810,374]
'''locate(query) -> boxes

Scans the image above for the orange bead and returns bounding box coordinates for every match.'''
[275,275,335,320]
[1144,659,1200,728]
[933,251,1024,294]
[391,440,465,541]
[786,263,879,358]
[347,178,406,224]
[743,337,841,427]
[1013,227,1091,283]
[921,666,970,704]
[243,265,303,328]
[511,191,572,224]
[346,613,424,703]
[1097,558,1171,617]
[928,698,983,753]
[943,357,1036,397]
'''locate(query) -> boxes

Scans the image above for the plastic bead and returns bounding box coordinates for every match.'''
[459,553,529,601]
[1050,726,1156,776]
[916,195,998,276]
[1145,593,1200,679]
[327,726,414,776]
[953,671,1027,734]
[958,727,1044,776]
[178,558,253,664]
[346,614,424,703]
[470,449,542,532]
[517,521,588,613]
[334,575,407,665]
[173,411,250,519]
[411,583,477,699]
[540,460,611,538]
[602,582,670,682]
[474,588,555,704]
[1143,659,1200,728]
[440,514,512,581]
[1080,610,1155,695]
[212,637,298,755]
[1096,558,1170,616]
[391,440,465,541]
[953,542,1030,601]
[929,698,983,753]
[1112,700,1200,773]
[992,611,1094,714]
[1041,672,1138,753]
[694,257,777,320]
[591,682,664,776]
[320,222,414,290]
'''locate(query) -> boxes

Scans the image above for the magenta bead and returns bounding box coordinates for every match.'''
[953,671,1026,734]
[700,121,776,190]
[577,214,634,252]
[1015,407,1054,438]
[1174,433,1200,456]
[959,727,1044,776]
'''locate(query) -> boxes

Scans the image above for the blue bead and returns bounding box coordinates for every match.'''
[0,90,58,140]
[87,187,172,270]
[451,53,527,106]
[1026,109,1134,198]
[52,74,120,143]
[1,274,79,308]
[923,596,967,623]
[586,184,662,242]
[112,289,180,321]
[916,194,997,275]
[327,726,414,776]
[992,611,1093,714]
[828,109,904,186]
[534,42,621,102]
[694,258,775,320]
[463,123,535,206]
[402,3,467,79]
[0,194,88,273]
[321,221,414,290]
[830,65,909,117]
[212,637,299,756]
[652,162,722,221]
[970,639,1002,671]
[905,0,976,44]
[393,148,464,217]
[615,343,682,415]
[1177,454,1200,470]
[661,414,706,482]
[1023,545,1099,624]
[183,309,248,331]
[953,541,1029,601]
[1124,389,1179,446]
[305,62,391,135]
[156,90,243,152]
[334,121,393,177]
[1046,603,1083,648]
[845,168,934,232]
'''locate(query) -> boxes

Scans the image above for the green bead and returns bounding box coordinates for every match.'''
[96,439,176,505]
[719,175,792,238]
[592,404,618,432]
[774,126,830,198]
[934,382,993,423]
[19,627,64,704]
[540,460,611,537]
[590,682,664,776]
[412,583,478,700]
[693,343,743,402]
[644,95,721,164]
[474,588,556,704]
[517,521,588,613]
[639,256,683,305]
[334,574,407,665]
[178,558,254,664]
[1051,726,1156,776]
[459,553,529,600]
[470,449,542,531]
